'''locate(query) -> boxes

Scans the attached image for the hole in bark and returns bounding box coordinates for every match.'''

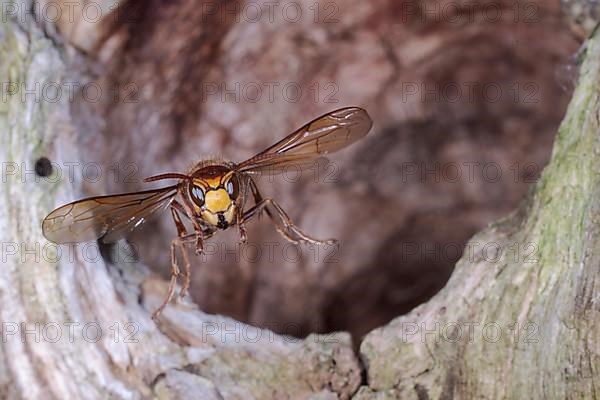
[34,157,52,177]
[93,0,579,346]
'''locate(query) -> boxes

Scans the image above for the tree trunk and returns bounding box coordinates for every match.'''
[0,4,360,399]
[0,1,597,399]
[358,32,600,400]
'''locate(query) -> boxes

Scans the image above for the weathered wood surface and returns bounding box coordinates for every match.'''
[359,30,600,399]
[0,3,360,399]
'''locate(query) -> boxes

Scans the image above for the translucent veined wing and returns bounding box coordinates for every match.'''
[42,185,179,244]
[235,107,372,174]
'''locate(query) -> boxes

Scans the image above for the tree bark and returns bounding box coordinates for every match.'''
[0,1,597,399]
[0,4,360,399]
[358,32,600,400]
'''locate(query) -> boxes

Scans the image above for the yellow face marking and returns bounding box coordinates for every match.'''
[201,206,236,227]
[204,177,222,188]
[191,173,238,228]
[193,177,221,189]
[201,210,219,226]
[204,188,231,213]
[222,206,236,225]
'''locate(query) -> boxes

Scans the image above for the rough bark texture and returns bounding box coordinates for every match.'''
[0,2,360,399]
[358,30,600,398]
[1,0,598,399]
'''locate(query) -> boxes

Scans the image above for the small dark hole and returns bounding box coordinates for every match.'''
[35,157,53,177]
